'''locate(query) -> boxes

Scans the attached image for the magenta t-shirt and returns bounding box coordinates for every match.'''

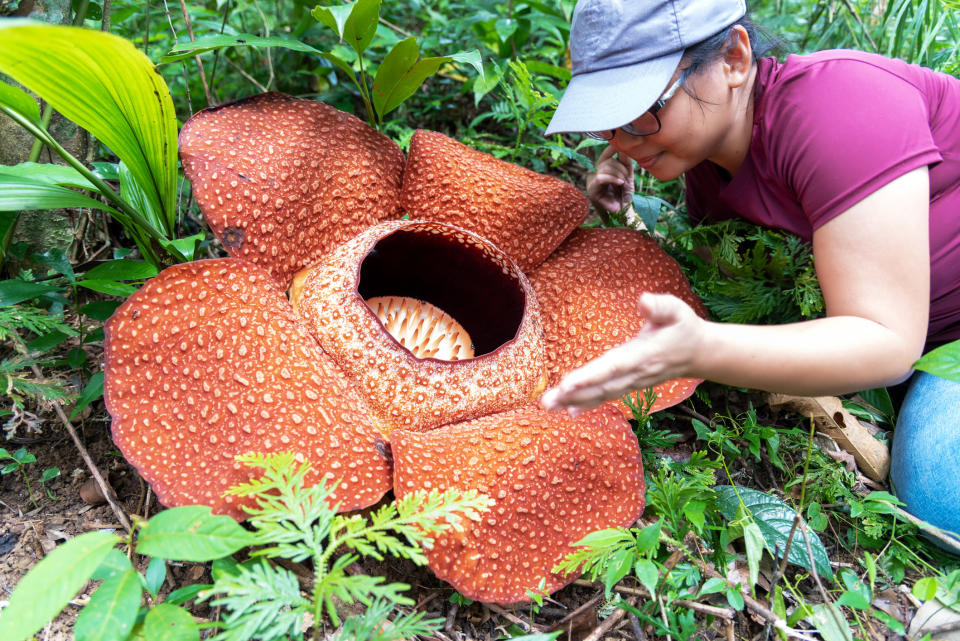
[686,50,960,347]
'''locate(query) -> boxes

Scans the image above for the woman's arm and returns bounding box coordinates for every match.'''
[541,167,930,412]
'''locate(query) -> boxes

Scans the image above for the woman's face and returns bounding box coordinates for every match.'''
[610,30,756,179]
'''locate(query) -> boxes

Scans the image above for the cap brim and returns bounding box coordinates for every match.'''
[544,50,683,136]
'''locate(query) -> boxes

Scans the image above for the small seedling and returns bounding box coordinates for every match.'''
[0,447,40,508]
[40,467,60,500]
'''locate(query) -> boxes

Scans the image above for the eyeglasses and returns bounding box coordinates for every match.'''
[585,78,684,141]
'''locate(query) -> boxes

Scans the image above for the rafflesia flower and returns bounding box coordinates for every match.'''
[104,92,707,603]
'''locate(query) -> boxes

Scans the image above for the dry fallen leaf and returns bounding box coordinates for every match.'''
[767,394,890,482]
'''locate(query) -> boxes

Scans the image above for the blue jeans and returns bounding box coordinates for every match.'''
[890,370,960,554]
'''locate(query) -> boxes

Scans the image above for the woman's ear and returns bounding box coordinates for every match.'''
[723,25,753,88]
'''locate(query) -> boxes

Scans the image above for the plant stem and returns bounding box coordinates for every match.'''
[0,106,166,244]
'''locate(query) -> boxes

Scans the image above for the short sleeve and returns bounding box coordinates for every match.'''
[762,56,942,229]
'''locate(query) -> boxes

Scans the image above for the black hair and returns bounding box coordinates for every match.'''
[678,14,787,83]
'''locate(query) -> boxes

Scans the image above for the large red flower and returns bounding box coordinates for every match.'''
[104,93,706,604]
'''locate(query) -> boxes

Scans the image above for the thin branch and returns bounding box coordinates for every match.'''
[32,360,131,532]
[177,0,213,106]
[583,597,638,641]
[225,57,269,93]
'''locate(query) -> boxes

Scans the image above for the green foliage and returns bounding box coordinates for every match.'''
[914,339,960,381]
[0,453,489,641]
[715,485,833,580]
[664,216,825,325]
[0,22,195,267]
[209,452,491,633]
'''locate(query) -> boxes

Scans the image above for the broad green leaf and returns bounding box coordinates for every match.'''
[91,547,133,582]
[450,50,485,81]
[633,558,659,596]
[0,162,98,190]
[162,33,322,63]
[0,22,179,235]
[913,576,939,601]
[26,330,72,353]
[633,520,662,554]
[0,80,41,124]
[872,609,906,635]
[34,248,75,282]
[157,232,205,262]
[743,520,765,589]
[74,569,142,641]
[806,603,854,641]
[0,531,120,641]
[699,576,727,597]
[715,485,833,580]
[342,0,381,55]
[145,557,167,598]
[137,506,256,562]
[373,49,447,117]
[573,528,630,548]
[142,604,200,641]
[80,300,123,321]
[914,340,960,382]
[603,547,634,597]
[0,174,123,216]
[75,279,138,297]
[0,279,64,306]
[164,583,211,606]
[311,4,355,38]
[70,371,104,420]
[83,259,158,282]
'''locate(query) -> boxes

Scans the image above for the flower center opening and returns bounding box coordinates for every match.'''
[358,226,526,358]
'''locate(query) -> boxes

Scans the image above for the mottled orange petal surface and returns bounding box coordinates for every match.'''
[529,228,709,413]
[296,220,547,433]
[104,258,392,519]
[400,130,588,272]
[392,403,645,604]
[179,92,405,288]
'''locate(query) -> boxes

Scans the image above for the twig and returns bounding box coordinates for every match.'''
[583,596,638,641]
[595,582,736,620]
[33,363,132,532]
[177,0,213,106]
[839,0,879,51]
[486,603,546,633]
[547,588,602,631]
[225,58,269,93]
[629,612,646,641]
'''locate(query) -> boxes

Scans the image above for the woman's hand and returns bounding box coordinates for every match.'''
[540,292,706,415]
[587,145,635,213]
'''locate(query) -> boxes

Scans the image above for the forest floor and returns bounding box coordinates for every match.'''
[4,382,953,641]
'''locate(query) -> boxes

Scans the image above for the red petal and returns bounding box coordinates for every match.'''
[296,220,548,433]
[400,130,588,272]
[529,228,708,412]
[392,403,645,604]
[104,258,392,519]
[179,93,405,288]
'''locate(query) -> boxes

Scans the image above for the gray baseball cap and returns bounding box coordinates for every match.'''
[545,0,747,135]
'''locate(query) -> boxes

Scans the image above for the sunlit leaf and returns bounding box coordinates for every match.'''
[74,569,142,641]
[137,506,256,561]
[0,21,178,235]
[162,33,322,63]
[914,340,960,382]
[0,80,41,124]
[142,604,200,641]
[0,531,120,641]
